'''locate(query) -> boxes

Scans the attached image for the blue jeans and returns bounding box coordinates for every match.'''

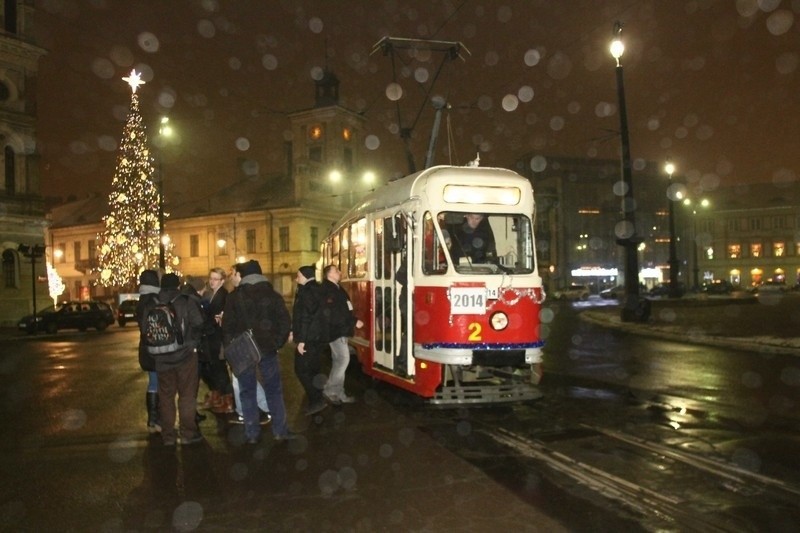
[147,371,158,393]
[232,374,269,416]
[238,352,289,439]
[324,337,350,400]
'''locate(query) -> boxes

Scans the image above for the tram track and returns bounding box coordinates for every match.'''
[482,425,800,532]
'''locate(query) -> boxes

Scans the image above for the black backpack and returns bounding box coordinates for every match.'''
[141,295,185,355]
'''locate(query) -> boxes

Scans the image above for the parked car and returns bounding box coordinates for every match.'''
[599,285,625,300]
[755,280,789,304]
[648,282,685,297]
[117,298,139,327]
[18,300,115,334]
[702,279,733,294]
[756,280,788,294]
[553,284,590,301]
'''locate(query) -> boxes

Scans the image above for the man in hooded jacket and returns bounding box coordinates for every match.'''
[222,260,294,443]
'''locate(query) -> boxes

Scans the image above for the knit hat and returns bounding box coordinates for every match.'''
[161,273,181,289]
[238,259,262,277]
[139,269,160,288]
[298,265,316,281]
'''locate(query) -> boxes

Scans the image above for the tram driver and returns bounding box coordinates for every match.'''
[451,213,497,264]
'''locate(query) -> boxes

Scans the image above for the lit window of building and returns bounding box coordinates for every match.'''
[728,244,741,259]
[750,243,762,258]
[246,229,256,253]
[774,241,785,257]
[279,226,289,252]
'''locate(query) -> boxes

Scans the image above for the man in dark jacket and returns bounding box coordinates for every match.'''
[150,273,205,446]
[321,264,363,405]
[451,213,497,264]
[222,260,294,444]
[291,265,327,416]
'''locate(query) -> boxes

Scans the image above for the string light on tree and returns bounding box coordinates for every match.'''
[47,261,65,304]
[95,69,179,290]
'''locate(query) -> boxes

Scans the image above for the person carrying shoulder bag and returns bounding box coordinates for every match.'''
[222,260,296,444]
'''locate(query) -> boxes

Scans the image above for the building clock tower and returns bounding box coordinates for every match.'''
[288,69,366,207]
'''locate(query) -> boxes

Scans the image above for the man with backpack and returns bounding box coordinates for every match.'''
[143,272,205,447]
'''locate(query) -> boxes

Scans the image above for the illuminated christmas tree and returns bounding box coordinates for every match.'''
[96,69,178,290]
[47,261,65,304]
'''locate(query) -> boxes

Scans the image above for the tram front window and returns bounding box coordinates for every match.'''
[442,212,534,275]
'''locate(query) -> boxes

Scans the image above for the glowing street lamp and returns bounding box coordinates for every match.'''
[683,197,710,291]
[610,21,643,321]
[664,160,681,297]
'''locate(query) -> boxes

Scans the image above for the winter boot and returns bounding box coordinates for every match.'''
[146,392,161,433]
[212,393,235,414]
[200,390,221,410]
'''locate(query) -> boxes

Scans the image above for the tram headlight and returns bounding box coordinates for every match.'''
[489,311,509,331]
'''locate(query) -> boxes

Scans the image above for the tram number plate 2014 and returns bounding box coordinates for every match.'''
[450,286,487,314]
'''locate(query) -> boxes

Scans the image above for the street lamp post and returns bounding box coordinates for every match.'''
[665,160,681,297]
[156,116,171,270]
[18,243,46,335]
[692,214,699,291]
[610,22,644,322]
[684,198,710,291]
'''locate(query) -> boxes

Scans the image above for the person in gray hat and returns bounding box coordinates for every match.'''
[223,260,295,443]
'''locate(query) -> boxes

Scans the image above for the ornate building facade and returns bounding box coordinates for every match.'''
[0,0,47,326]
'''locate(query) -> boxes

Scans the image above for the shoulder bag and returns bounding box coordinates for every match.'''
[224,290,262,377]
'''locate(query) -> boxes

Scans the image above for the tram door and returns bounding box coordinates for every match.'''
[372,213,412,377]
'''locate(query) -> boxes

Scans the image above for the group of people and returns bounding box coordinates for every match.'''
[136,260,361,447]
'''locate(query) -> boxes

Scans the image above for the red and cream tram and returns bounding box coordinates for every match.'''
[320,164,545,404]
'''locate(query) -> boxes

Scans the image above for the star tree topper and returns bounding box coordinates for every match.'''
[122,69,145,93]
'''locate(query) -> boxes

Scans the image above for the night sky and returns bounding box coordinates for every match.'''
[34,0,799,204]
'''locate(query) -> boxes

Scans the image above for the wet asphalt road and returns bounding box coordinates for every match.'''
[0,328,578,532]
[2,301,799,531]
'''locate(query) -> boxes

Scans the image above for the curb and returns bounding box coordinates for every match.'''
[581,310,800,357]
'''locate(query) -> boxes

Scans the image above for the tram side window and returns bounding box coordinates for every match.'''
[349,218,367,278]
[382,217,393,279]
[422,211,451,275]
[374,219,384,279]
[332,235,339,268]
[339,226,350,278]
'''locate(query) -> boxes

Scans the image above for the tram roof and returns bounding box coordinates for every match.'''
[337,165,529,225]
